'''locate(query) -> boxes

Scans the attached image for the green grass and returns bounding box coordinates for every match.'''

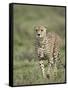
[13,59,65,86]
[13,4,66,86]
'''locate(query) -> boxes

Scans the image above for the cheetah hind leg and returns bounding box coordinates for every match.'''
[46,57,54,79]
[53,63,57,78]
[53,57,58,78]
[47,62,52,79]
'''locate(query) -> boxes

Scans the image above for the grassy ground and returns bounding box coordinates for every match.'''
[13,4,66,86]
[13,58,65,86]
[13,49,65,86]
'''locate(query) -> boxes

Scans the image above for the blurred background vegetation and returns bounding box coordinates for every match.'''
[13,4,66,86]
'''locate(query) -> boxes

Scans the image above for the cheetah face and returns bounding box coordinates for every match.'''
[34,25,47,39]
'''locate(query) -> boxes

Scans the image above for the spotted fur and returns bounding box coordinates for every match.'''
[34,25,62,78]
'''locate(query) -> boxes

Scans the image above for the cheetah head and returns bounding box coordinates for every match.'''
[34,25,47,39]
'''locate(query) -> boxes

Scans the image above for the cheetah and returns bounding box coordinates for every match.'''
[34,25,62,79]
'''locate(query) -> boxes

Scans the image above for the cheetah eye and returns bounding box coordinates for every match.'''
[36,29,38,32]
[41,29,43,31]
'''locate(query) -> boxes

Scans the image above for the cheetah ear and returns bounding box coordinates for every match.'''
[34,26,37,30]
[44,25,47,30]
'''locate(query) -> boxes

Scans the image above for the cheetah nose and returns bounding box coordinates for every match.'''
[38,34,40,36]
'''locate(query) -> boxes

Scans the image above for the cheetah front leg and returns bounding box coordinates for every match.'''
[47,57,53,79]
[39,60,46,78]
[38,48,46,78]
[47,63,51,79]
